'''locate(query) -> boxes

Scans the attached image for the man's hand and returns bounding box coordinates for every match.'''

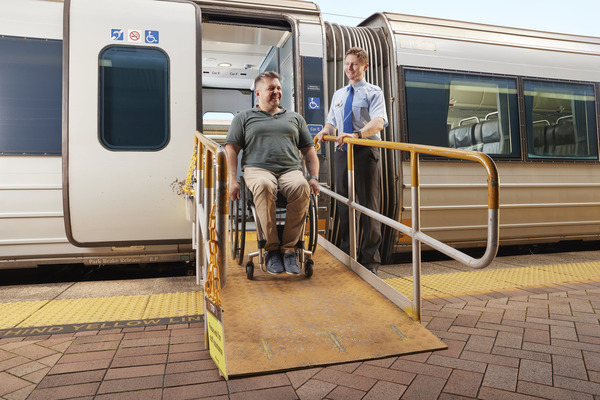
[229,179,240,201]
[308,179,320,196]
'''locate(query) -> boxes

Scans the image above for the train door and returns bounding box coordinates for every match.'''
[63,0,201,246]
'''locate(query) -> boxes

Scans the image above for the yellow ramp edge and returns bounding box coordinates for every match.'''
[384,261,600,299]
[220,245,446,377]
[0,292,204,330]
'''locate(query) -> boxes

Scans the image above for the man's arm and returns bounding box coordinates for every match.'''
[225,143,242,200]
[301,146,320,195]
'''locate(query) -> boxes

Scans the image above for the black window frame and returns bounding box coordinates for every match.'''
[98,45,170,151]
[403,67,521,160]
[0,35,62,156]
[523,77,599,162]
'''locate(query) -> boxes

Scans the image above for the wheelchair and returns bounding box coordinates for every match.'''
[229,176,318,280]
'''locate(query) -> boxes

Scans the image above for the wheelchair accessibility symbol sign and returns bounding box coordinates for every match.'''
[308,97,320,110]
[145,30,159,44]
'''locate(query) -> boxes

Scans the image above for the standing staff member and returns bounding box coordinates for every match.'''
[226,71,320,275]
[317,47,388,274]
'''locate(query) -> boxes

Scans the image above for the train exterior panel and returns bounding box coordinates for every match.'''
[361,13,600,253]
[0,0,326,268]
[1,0,599,269]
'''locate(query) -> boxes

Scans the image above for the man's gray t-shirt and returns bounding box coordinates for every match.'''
[225,107,314,175]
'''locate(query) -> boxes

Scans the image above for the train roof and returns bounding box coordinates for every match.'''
[362,12,600,56]
[193,0,321,15]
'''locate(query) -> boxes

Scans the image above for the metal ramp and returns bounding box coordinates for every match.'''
[219,239,446,377]
[187,131,499,379]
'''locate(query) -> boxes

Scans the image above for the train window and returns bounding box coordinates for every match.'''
[202,112,233,144]
[0,36,62,155]
[405,70,519,158]
[524,80,598,160]
[99,46,169,151]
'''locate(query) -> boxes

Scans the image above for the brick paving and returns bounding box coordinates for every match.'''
[1,281,599,399]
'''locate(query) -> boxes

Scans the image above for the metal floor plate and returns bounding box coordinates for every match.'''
[221,245,446,377]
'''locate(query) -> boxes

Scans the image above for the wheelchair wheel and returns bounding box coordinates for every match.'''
[228,178,247,265]
[304,259,314,278]
[229,198,239,260]
[305,194,318,255]
[237,177,247,265]
[246,261,254,280]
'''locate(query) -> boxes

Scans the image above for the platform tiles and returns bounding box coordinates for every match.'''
[219,247,446,377]
[0,292,203,337]
[384,261,600,298]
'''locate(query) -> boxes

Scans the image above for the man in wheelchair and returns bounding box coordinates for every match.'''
[225,71,320,275]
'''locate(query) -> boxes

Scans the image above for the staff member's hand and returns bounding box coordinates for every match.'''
[336,131,357,146]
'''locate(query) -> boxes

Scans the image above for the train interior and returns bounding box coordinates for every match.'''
[405,71,598,160]
[200,16,294,143]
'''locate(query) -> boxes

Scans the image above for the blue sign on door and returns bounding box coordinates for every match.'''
[308,97,320,110]
[111,29,124,41]
[145,30,159,44]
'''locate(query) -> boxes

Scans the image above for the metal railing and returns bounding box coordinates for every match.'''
[190,131,229,291]
[317,135,500,320]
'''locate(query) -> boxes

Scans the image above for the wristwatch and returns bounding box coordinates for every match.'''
[309,176,319,181]
[354,130,362,138]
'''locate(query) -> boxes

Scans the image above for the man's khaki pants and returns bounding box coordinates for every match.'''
[244,167,309,254]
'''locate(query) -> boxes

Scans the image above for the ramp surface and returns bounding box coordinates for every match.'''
[221,245,446,377]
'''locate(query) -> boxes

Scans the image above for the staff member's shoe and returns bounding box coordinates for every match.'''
[265,250,284,274]
[283,252,301,274]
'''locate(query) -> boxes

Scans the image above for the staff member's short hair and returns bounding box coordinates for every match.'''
[345,47,368,64]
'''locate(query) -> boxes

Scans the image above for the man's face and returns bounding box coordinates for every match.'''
[255,77,282,109]
[344,54,368,82]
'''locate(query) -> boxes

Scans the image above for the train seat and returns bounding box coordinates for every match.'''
[551,121,576,156]
[448,128,456,148]
[532,123,548,155]
[473,123,484,152]
[451,124,476,150]
[479,119,501,154]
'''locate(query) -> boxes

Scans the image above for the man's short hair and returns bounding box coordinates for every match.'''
[345,47,369,65]
[254,71,281,89]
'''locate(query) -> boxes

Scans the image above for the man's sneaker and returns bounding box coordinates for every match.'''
[283,252,301,274]
[265,250,284,274]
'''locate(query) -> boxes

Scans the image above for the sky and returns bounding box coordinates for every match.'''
[315,0,600,37]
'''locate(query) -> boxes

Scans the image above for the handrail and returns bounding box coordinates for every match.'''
[191,131,229,295]
[315,135,499,320]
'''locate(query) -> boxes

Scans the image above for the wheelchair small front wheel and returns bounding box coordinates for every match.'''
[304,259,314,278]
[246,261,254,280]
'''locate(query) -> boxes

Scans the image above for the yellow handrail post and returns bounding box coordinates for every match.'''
[410,151,421,319]
[347,143,358,262]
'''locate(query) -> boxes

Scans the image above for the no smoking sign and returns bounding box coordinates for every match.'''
[128,29,142,43]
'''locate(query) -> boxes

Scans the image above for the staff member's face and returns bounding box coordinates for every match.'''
[344,54,368,83]
[255,77,282,110]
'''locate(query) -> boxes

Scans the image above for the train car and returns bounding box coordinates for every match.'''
[0,0,327,269]
[1,0,598,269]
[320,15,600,260]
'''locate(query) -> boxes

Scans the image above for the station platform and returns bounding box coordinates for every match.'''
[1,247,599,399]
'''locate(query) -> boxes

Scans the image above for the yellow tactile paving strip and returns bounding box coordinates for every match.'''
[0,292,203,329]
[2,255,597,331]
[384,261,600,299]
